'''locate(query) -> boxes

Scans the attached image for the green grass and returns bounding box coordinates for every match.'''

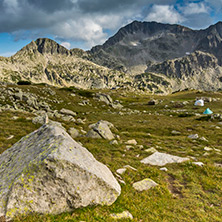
[0,85,221,221]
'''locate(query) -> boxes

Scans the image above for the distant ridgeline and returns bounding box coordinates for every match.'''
[1,21,222,94]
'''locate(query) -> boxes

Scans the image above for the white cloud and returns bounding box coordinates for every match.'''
[51,18,108,48]
[182,3,209,15]
[60,41,71,49]
[145,5,184,24]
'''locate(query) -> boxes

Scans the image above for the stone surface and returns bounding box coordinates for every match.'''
[110,211,133,220]
[192,162,204,167]
[116,168,126,175]
[141,151,189,166]
[0,121,121,220]
[87,120,114,140]
[133,178,158,192]
[188,134,199,139]
[125,139,137,145]
[68,127,79,138]
[171,130,181,135]
[96,93,113,105]
[60,108,77,117]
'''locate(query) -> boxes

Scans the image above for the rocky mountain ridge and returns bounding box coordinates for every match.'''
[89,21,222,73]
[0,21,222,93]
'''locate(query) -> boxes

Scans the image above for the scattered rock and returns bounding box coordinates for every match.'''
[192,162,204,167]
[125,139,137,145]
[110,140,118,145]
[86,120,114,140]
[145,147,158,153]
[214,163,222,168]
[160,167,168,171]
[141,151,189,166]
[171,130,181,135]
[123,165,137,171]
[199,137,208,141]
[116,168,126,175]
[204,147,213,151]
[32,115,49,125]
[0,121,121,220]
[68,127,79,138]
[96,93,113,105]
[133,178,158,191]
[61,115,76,122]
[6,135,14,140]
[60,108,77,117]
[188,134,199,139]
[76,118,85,124]
[110,211,133,220]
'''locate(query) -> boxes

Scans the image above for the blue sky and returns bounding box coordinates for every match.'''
[0,0,221,57]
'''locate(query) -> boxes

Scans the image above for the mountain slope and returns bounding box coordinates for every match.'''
[0,38,127,89]
[88,21,222,75]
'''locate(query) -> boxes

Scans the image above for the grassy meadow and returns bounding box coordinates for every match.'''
[0,85,221,222]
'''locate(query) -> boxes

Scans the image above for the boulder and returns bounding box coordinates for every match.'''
[60,108,77,117]
[141,151,189,166]
[0,121,120,220]
[96,93,113,105]
[87,120,115,140]
[133,178,158,191]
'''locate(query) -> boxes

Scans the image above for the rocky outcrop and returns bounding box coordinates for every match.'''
[0,121,121,220]
[87,120,115,140]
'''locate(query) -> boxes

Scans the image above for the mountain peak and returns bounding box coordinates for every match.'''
[35,38,70,55]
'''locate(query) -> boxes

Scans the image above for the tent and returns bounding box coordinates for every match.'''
[194,99,204,106]
[203,108,213,114]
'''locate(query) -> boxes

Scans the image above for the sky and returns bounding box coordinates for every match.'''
[0,0,222,57]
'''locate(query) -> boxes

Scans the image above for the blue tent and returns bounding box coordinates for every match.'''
[203,108,213,114]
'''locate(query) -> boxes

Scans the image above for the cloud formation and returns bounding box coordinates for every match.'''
[0,0,220,49]
[145,5,184,24]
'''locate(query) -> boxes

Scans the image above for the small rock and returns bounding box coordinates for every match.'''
[110,140,118,145]
[171,130,181,135]
[204,147,213,151]
[188,134,199,139]
[160,167,168,171]
[214,163,222,168]
[116,168,126,175]
[61,115,76,122]
[76,118,85,124]
[145,147,157,153]
[60,108,77,117]
[125,145,134,150]
[192,162,204,167]
[133,178,158,191]
[125,139,137,145]
[214,148,221,152]
[199,137,208,141]
[123,165,137,171]
[110,211,133,220]
[6,135,14,140]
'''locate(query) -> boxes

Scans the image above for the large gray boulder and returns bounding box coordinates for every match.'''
[0,121,121,220]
